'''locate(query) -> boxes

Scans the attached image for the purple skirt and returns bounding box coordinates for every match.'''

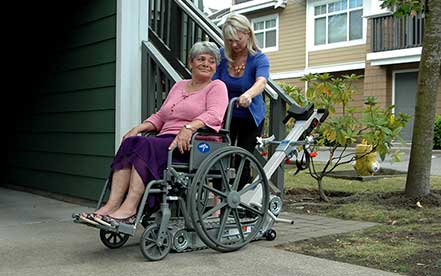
[110,134,188,208]
[111,134,189,183]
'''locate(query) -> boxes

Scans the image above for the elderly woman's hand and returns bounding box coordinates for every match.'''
[169,127,194,154]
[122,127,139,141]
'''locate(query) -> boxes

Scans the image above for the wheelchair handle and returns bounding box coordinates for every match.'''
[224,97,239,131]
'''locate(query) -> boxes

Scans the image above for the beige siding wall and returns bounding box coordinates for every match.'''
[308,45,366,67]
[246,1,306,73]
[363,63,388,108]
[276,77,305,90]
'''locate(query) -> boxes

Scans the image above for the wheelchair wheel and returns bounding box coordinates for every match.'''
[189,146,269,252]
[99,229,129,249]
[140,224,172,261]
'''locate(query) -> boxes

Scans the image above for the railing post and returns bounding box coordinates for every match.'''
[269,98,286,195]
[169,1,182,62]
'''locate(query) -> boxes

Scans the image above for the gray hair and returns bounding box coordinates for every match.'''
[222,14,259,63]
[188,41,221,65]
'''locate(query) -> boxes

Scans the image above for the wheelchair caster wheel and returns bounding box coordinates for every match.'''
[99,229,129,249]
[265,229,277,241]
[140,224,171,261]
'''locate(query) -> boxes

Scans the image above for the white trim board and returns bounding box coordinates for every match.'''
[367,47,422,66]
[231,0,287,14]
[115,0,149,152]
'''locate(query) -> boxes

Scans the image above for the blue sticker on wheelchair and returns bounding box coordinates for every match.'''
[197,142,210,153]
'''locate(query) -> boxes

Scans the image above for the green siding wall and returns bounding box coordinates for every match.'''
[6,0,117,201]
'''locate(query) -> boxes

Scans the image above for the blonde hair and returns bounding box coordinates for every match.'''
[222,14,259,63]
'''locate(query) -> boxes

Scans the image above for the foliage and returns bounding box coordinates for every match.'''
[434,115,441,149]
[278,73,410,201]
[380,0,425,16]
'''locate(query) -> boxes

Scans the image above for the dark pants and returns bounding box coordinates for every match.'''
[230,117,264,189]
[213,117,264,191]
[230,117,264,155]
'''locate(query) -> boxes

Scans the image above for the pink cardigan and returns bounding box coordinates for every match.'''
[145,79,228,135]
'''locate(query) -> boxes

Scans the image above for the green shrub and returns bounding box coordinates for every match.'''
[434,115,441,149]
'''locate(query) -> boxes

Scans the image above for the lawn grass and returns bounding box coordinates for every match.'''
[284,164,441,193]
[281,166,441,276]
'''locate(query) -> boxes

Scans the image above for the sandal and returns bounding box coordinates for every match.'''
[105,214,137,226]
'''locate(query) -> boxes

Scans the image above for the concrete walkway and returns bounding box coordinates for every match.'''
[0,187,399,276]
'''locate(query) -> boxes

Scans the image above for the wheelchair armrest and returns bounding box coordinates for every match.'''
[195,127,229,136]
[141,131,158,137]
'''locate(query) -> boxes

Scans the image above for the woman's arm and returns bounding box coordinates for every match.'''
[122,121,157,140]
[238,53,270,108]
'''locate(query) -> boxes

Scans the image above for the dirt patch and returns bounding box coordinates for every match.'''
[327,168,406,181]
[369,190,441,208]
[283,188,351,213]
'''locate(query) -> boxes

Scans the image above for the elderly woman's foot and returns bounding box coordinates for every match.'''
[100,210,137,226]
[78,205,119,226]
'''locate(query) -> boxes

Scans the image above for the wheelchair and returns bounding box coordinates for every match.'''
[73,97,328,261]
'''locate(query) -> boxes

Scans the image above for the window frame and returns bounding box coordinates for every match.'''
[251,14,279,52]
[307,0,367,52]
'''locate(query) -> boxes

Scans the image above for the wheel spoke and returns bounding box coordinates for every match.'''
[232,156,246,191]
[238,202,264,217]
[217,207,231,241]
[218,159,231,192]
[232,209,245,241]
[202,182,226,198]
[146,237,156,243]
[202,202,228,220]
[145,242,156,250]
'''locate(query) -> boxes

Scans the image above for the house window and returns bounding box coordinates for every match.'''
[313,0,363,46]
[252,14,278,51]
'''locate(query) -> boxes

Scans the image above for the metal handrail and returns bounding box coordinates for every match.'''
[144,41,183,83]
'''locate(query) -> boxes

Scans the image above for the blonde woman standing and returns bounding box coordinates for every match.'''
[213,13,270,188]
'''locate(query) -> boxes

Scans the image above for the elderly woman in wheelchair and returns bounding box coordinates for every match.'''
[73,41,302,261]
[77,41,228,227]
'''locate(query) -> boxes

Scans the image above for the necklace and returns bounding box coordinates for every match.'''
[232,63,245,74]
